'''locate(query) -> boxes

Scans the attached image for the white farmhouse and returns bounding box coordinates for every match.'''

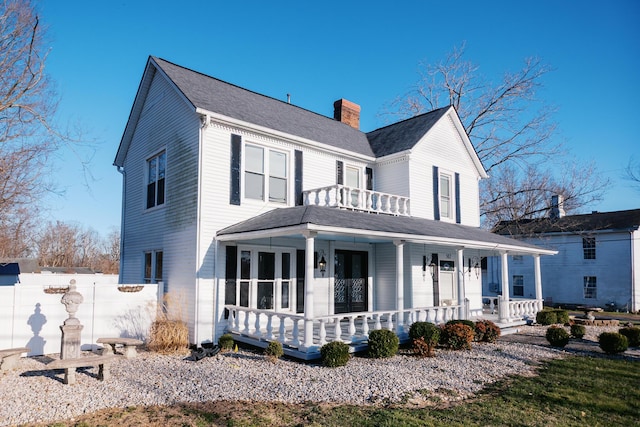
[490,199,640,313]
[114,57,555,358]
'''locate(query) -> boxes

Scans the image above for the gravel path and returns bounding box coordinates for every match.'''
[1,325,636,426]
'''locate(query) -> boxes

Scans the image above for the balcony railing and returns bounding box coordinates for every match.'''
[303,185,410,216]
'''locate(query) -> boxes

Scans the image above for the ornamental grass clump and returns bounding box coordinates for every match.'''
[570,324,586,339]
[264,340,284,362]
[367,329,399,358]
[409,321,440,357]
[218,333,235,351]
[599,332,628,354]
[619,327,640,347]
[320,341,350,367]
[545,326,569,347]
[475,320,501,343]
[439,323,474,350]
[148,292,189,354]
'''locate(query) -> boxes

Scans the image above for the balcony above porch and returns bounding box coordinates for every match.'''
[302,185,410,216]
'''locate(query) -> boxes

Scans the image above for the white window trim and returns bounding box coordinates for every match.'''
[439,170,455,222]
[236,245,296,313]
[143,250,163,285]
[242,142,291,205]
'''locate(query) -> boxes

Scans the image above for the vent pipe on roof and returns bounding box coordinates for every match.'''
[287,93,291,104]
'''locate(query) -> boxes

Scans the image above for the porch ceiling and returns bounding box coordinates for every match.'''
[216,206,557,255]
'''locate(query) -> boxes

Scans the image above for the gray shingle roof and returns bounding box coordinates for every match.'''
[366,107,450,157]
[218,205,549,253]
[494,208,640,236]
[153,57,375,157]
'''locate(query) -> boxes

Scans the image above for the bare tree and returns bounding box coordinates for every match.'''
[385,43,607,227]
[37,221,79,267]
[625,156,640,190]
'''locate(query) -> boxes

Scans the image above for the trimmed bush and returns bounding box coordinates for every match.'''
[446,319,476,330]
[619,327,640,347]
[409,322,440,357]
[440,323,474,350]
[553,309,570,325]
[476,320,501,343]
[367,329,399,358]
[599,332,628,354]
[320,341,350,367]
[218,333,234,351]
[545,326,570,347]
[536,310,557,325]
[570,324,586,339]
[264,341,284,361]
[413,337,437,358]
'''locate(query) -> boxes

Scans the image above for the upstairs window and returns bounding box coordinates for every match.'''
[147,151,166,209]
[583,237,596,259]
[439,173,452,219]
[245,144,288,203]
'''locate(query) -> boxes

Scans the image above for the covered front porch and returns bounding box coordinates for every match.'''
[216,205,554,360]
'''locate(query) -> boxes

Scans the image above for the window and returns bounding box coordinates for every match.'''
[244,144,288,203]
[146,151,166,209]
[584,276,597,299]
[512,255,523,263]
[144,251,163,284]
[439,173,452,219]
[513,275,524,297]
[583,237,596,259]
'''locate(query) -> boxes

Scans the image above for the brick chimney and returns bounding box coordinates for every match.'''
[549,194,566,219]
[333,99,360,129]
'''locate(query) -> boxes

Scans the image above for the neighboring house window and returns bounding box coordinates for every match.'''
[583,237,596,259]
[244,144,288,203]
[146,151,166,209]
[513,275,524,297]
[144,250,163,284]
[439,173,452,219]
[583,276,597,299]
[512,255,523,263]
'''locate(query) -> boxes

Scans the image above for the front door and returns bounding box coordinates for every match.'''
[439,259,457,305]
[334,250,368,314]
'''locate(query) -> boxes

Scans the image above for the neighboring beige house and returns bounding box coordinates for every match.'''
[114,57,555,358]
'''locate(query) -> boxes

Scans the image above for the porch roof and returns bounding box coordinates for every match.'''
[217,206,556,255]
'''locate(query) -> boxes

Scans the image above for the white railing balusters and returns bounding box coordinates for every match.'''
[348,315,357,341]
[362,314,369,338]
[302,185,410,216]
[266,314,274,340]
[319,319,327,346]
[292,318,300,347]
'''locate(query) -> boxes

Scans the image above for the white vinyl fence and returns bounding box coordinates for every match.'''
[0,273,157,356]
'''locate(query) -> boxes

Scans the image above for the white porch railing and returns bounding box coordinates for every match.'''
[225,304,461,352]
[482,297,543,322]
[303,185,410,216]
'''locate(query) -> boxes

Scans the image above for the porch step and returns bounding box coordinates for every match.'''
[494,319,528,336]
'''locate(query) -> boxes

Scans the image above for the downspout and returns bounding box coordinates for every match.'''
[116,165,126,284]
[193,114,209,345]
[631,229,636,313]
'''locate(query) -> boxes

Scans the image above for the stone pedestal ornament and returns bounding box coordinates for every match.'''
[60,280,84,360]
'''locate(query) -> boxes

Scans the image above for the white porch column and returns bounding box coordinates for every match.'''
[303,231,316,349]
[456,248,465,319]
[394,240,405,335]
[534,254,543,311]
[499,252,511,322]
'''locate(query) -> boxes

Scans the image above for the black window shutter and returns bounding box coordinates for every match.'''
[295,150,303,205]
[336,160,344,185]
[224,246,237,305]
[433,166,440,220]
[454,172,461,224]
[365,167,373,190]
[230,134,241,205]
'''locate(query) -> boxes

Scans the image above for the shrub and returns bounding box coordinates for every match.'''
[619,327,640,347]
[264,341,284,361]
[320,341,350,367]
[446,319,476,330]
[536,310,557,325]
[367,329,399,358]
[409,322,440,356]
[476,320,501,343]
[599,332,628,354]
[545,326,570,347]
[413,337,437,358]
[553,309,570,325]
[570,324,586,339]
[218,333,234,351]
[440,323,474,350]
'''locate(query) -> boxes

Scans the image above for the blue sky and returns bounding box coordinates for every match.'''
[38,0,639,236]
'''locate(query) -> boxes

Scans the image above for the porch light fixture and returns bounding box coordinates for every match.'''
[471,256,481,279]
[318,251,327,277]
[429,258,437,279]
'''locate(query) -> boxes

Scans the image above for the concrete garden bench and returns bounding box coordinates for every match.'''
[46,354,116,385]
[97,337,144,358]
[0,347,30,372]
